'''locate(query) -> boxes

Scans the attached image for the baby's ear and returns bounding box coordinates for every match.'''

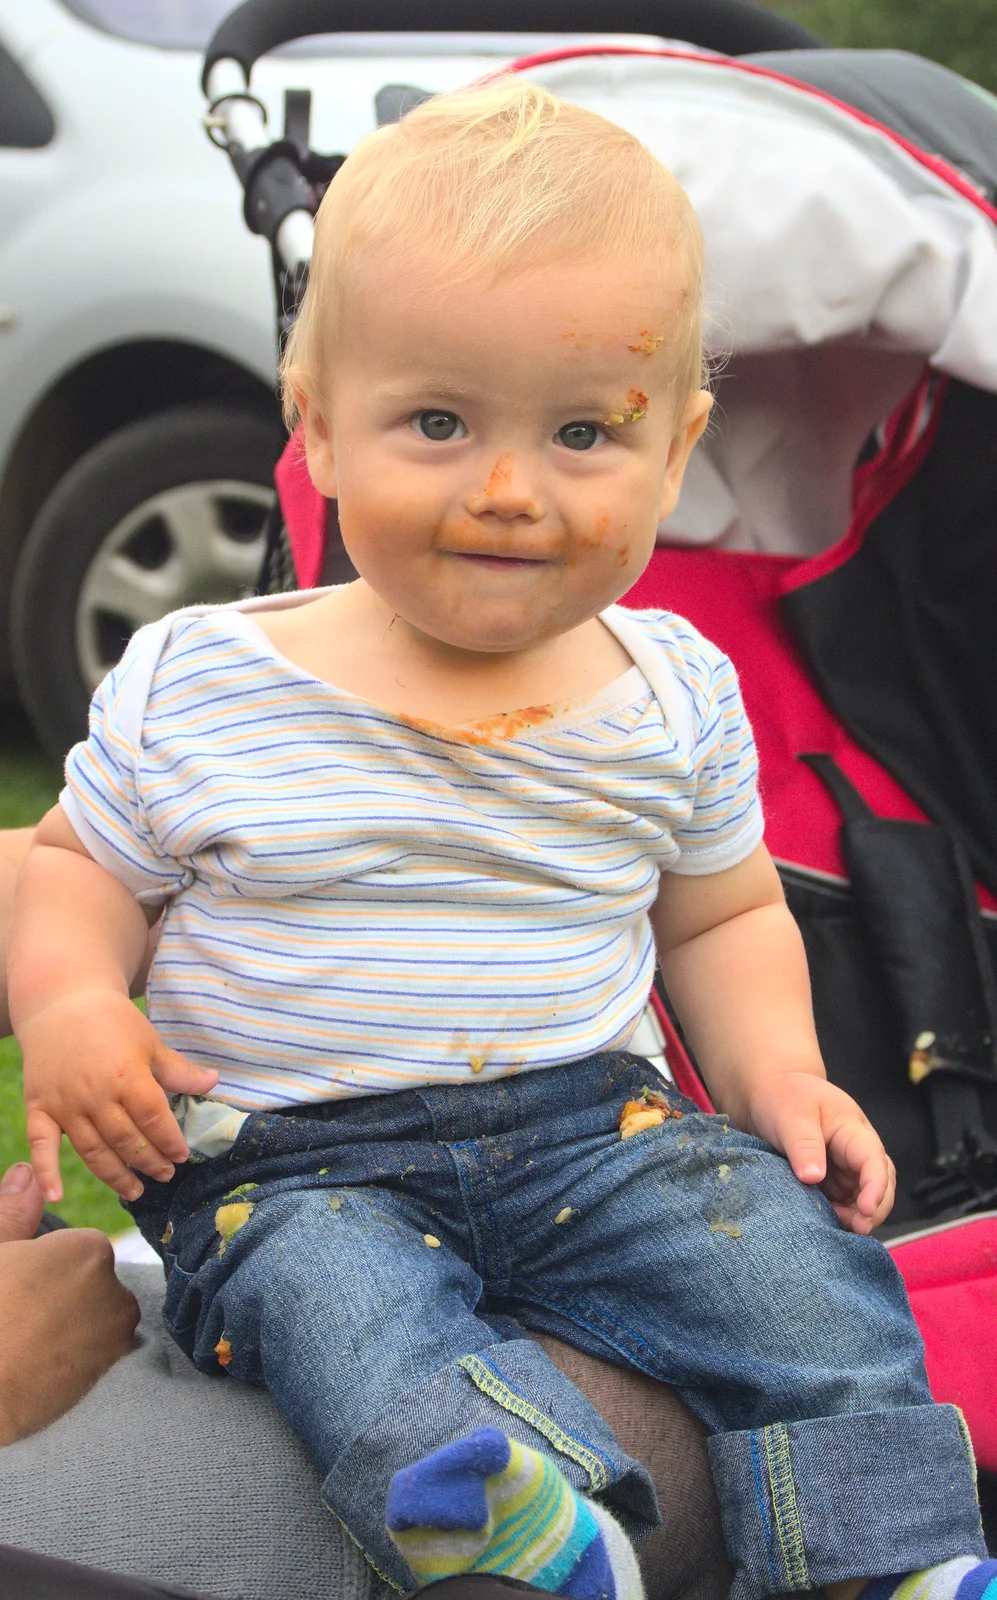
[296,383,338,499]
[658,389,712,523]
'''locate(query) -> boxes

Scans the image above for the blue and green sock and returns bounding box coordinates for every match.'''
[862,1560,997,1600]
[385,1427,643,1598]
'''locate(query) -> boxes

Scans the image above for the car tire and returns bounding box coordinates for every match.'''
[11,404,282,761]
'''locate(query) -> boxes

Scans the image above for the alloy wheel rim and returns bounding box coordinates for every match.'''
[75,479,275,690]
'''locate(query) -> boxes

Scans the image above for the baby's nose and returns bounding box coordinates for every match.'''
[467,453,540,519]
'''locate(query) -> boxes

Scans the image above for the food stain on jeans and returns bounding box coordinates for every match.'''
[215,1200,255,1253]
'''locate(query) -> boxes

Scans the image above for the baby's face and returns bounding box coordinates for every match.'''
[303,248,710,654]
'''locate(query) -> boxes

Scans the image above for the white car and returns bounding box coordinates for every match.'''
[0,0,811,758]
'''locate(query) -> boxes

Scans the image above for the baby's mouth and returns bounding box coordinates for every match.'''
[447,551,546,569]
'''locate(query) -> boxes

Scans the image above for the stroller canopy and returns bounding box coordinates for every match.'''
[520,48,997,559]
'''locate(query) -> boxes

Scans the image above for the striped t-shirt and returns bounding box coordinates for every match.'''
[61,592,763,1110]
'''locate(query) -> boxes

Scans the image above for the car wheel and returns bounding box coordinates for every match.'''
[11,404,281,761]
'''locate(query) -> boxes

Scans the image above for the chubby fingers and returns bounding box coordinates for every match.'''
[25,1106,65,1205]
[92,1104,177,1188]
[824,1118,896,1233]
[31,1083,190,1204]
[59,1114,149,1202]
[120,1073,190,1167]
[768,1102,828,1187]
[87,1077,192,1198]
[150,1040,218,1099]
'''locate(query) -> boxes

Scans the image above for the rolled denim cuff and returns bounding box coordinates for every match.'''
[708,1404,986,1600]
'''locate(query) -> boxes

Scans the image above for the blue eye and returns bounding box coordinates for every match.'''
[415,410,464,441]
[556,422,601,451]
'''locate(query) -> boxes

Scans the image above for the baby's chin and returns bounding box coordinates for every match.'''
[399,598,589,658]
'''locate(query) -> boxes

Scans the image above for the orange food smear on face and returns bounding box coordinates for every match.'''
[485,453,514,495]
[604,390,649,427]
[628,330,666,356]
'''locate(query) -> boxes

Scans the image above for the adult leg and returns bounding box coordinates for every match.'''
[535,1335,730,1600]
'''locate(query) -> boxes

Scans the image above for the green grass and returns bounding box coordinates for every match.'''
[0,706,130,1232]
[0,707,60,828]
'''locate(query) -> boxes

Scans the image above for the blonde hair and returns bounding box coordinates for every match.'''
[281,79,706,426]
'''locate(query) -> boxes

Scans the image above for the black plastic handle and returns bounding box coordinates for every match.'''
[203,0,821,90]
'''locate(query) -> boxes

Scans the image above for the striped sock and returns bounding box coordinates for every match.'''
[385,1426,644,1598]
[864,1559,997,1600]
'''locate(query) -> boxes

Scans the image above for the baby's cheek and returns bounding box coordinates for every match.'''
[574,507,613,550]
[341,488,427,546]
[577,507,633,562]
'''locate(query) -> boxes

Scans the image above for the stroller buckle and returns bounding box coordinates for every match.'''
[912,1126,997,1218]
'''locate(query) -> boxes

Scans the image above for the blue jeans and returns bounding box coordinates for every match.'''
[130,1053,984,1597]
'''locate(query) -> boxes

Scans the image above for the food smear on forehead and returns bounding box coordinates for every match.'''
[628,330,665,356]
[560,324,591,352]
[485,453,514,494]
[604,389,649,427]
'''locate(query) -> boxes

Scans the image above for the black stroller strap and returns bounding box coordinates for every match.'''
[800,754,997,1215]
[798,753,875,825]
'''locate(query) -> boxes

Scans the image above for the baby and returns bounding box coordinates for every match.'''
[10,82,990,1600]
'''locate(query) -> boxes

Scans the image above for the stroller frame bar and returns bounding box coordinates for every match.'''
[202,0,820,92]
[204,56,317,326]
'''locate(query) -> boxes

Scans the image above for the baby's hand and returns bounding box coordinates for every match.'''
[745,1072,896,1233]
[20,991,217,1204]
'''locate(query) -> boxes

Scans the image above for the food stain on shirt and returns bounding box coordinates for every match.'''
[401,702,558,749]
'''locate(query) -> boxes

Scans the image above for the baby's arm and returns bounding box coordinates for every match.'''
[650,843,895,1233]
[9,805,217,1204]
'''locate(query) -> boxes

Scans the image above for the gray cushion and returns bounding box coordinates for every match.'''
[0,1265,385,1600]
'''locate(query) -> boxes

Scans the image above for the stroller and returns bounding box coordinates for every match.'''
[201,0,997,1512]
